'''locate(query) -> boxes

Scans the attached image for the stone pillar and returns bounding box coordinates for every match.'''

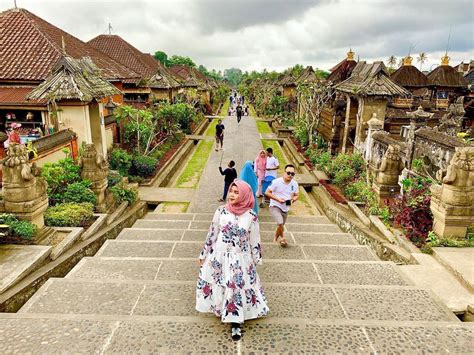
[80,144,109,211]
[430,146,474,239]
[373,144,404,206]
[1,144,48,228]
[341,94,351,153]
[405,106,433,168]
[364,113,384,162]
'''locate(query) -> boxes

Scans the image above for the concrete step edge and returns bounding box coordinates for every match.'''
[2,312,469,329]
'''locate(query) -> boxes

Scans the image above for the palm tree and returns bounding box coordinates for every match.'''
[417,52,428,72]
[387,55,397,69]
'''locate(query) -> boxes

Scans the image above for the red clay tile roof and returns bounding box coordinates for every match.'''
[87,35,157,78]
[0,86,47,105]
[0,8,139,82]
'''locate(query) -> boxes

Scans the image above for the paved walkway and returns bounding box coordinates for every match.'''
[0,113,472,353]
[189,114,262,213]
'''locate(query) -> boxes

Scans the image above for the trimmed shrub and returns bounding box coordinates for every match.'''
[0,213,37,240]
[41,157,82,204]
[63,181,97,205]
[332,167,355,187]
[110,184,138,204]
[131,155,157,178]
[45,203,94,227]
[110,149,132,176]
[108,170,123,187]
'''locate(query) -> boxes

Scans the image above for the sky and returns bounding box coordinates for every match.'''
[1,0,473,73]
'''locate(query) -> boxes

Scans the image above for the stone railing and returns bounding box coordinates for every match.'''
[32,129,77,155]
[368,131,407,171]
[412,127,467,178]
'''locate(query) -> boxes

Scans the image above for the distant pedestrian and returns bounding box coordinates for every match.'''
[259,147,279,207]
[215,119,225,151]
[240,161,259,214]
[218,160,237,202]
[265,164,299,247]
[236,103,243,123]
[241,95,245,104]
[254,150,267,198]
[196,180,269,341]
[244,106,249,116]
[229,95,234,106]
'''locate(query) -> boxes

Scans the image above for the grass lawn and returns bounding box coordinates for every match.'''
[219,100,230,116]
[175,140,214,188]
[262,140,288,167]
[256,121,273,134]
[205,120,217,137]
[248,104,258,117]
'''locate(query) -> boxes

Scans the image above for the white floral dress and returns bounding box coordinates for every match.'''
[196,206,269,323]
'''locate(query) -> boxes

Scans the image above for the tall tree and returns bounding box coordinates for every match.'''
[417,52,428,71]
[224,68,243,87]
[168,55,196,67]
[154,51,169,67]
[387,55,397,69]
[296,80,333,145]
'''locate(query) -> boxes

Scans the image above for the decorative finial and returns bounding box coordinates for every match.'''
[347,48,355,61]
[14,0,18,8]
[108,23,113,35]
[61,36,66,55]
[441,53,450,66]
[402,56,413,66]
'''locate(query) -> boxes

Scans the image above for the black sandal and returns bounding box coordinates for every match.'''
[231,323,242,341]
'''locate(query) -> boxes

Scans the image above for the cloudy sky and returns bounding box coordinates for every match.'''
[2,0,473,72]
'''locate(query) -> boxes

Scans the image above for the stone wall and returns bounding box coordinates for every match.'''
[0,202,147,312]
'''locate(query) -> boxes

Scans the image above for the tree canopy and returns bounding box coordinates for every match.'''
[168,55,196,68]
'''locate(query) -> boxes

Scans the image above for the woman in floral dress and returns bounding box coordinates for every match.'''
[196,180,269,341]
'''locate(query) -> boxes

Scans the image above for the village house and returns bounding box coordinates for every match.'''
[0,8,140,164]
[87,34,181,105]
[330,61,410,152]
[168,65,213,103]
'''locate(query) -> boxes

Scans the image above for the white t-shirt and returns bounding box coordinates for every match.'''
[265,156,279,178]
[268,177,299,212]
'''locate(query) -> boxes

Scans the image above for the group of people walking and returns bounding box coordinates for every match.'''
[197,112,299,340]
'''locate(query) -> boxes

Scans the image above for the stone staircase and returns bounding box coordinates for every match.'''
[1,212,473,353]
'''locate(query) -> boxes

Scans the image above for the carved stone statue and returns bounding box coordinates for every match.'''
[1,144,48,228]
[79,144,109,210]
[436,97,465,137]
[373,144,405,205]
[430,146,474,238]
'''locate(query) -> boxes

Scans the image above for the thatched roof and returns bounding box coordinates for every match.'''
[296,66,318,84]
[327,51,357,84]
[465,71,474,86]
[335,61,410,97]
[427,58,469,88]
[27,56,121,102]
[391,62,429,88]
[278,72,297,87]
[148,62,181,89]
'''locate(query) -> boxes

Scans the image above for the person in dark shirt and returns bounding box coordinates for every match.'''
[218,160,237,202]
[236,104,243,124]
[215,119,225,151]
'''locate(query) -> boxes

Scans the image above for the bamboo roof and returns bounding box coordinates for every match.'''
[391,64,429,87]
[296,66,319,84]
[427,64,469,88]
[27,56,122,102]
[335,61,410,97]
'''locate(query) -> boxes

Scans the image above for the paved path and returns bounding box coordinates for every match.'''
[1,113,472,353]
[189,114,262,213]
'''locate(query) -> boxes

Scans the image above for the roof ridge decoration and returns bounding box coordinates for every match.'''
[26,55,122,102]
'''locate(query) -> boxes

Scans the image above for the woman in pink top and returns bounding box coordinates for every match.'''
[254,150,267,197]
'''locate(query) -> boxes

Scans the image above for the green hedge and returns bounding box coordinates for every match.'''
[45,203,94,227]
[0,213,37,240]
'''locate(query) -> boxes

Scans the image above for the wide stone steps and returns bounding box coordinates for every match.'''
[96,239,378,261]
[19,278,457,324]
[143,212,331,224]
[66,256,412,286]
[133,219,342,233]
[2,313,472,354]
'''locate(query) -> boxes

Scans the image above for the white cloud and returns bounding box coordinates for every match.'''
[1,0,472,72]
